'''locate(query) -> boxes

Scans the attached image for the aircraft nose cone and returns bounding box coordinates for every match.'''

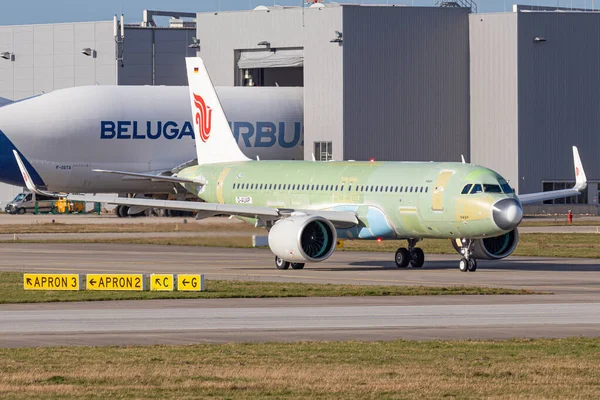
[493,198,523,231]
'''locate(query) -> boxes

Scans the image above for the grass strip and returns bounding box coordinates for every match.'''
[2,233,600,258]
[0,222,263,234]
[0,219,598,234]
[0,338,598,399]
[0,272,532,304]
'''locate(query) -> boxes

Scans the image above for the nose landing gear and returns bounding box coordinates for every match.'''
[458,239,477,272]
[395,238,425,268]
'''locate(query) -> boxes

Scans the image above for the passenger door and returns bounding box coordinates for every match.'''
[431,171,454,211]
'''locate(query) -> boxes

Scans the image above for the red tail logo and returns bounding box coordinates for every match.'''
[193,93,212,143]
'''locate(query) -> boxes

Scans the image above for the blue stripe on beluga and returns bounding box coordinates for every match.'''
[0,129,46,188]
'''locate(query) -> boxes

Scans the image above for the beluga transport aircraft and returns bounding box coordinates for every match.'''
[14,57,588,272]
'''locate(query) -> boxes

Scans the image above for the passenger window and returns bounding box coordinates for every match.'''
[461,184,472,194]
[470,184,483,194]
[399,187,403,192]
[420,187,423,193]
[335,185,338,191]
[278,184,282,190]
[483,184,502,193]
[233,183,236,189]
[425,187,428,193]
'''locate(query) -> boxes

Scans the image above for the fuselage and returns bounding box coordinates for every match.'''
[179,160,521,240]
[0,85,303,193]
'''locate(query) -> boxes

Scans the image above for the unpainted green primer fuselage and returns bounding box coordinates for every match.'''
[179,160,517,240]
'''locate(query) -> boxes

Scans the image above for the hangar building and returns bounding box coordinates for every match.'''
[0,11,195,100]
[470,6,600,211]
[195,4,471,165]
[195,4,599,213]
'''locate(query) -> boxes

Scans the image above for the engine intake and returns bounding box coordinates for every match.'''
[268,215,337,263]
[452,229,519,260]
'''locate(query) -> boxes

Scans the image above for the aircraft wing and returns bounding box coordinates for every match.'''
[92,169,204,185]
[518,146,587,205]
[65,193,358,225]
[13,150,357,225]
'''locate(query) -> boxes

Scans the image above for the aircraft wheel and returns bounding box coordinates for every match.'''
[467,258,477,272]
[395,248,410,268]
[275,256,290,270]
[291,263,305,270]
[410,248,425,268]
[16,208,25,215]
[459,258,469,272]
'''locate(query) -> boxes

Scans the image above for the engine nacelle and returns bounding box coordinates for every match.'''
[452,229,519,260]
[268,215,337,263]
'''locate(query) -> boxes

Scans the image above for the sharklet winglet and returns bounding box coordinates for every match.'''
[12,150,58,197]
[572,146,587,191]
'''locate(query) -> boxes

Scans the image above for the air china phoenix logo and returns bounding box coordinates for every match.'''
[193,93,212,142]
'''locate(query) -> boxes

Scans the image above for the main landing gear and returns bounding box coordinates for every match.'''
[395,239,425,268]
[275,256,305,270]
[458,239,477,272]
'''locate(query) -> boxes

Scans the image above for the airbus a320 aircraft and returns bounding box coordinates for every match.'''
[14,57,588,272]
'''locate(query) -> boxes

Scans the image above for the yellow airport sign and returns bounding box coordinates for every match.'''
[86,274,146,291]
[177,274,204,291]
[24,273,81,290]
[150,274,174,291]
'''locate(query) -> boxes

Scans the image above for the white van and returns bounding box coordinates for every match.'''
[4,192,55,214]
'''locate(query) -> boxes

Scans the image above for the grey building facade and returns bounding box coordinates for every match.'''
[470,10,600,211]
[0,21,195,101]
[195,4,471,163]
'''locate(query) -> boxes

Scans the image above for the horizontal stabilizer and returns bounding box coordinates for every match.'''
[92,169,204,185]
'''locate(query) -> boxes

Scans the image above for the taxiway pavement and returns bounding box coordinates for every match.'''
[1,243,599,347]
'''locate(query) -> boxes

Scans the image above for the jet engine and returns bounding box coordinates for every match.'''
[268,215,337,263]
[452,229,519,260]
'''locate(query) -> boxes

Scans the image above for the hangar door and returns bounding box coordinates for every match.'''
[236,48,303,87]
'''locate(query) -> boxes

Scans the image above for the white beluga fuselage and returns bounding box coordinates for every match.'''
[0,85,303,193]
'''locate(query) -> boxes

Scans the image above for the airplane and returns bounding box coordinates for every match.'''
[14,56,588,272]
[0,85,303,195]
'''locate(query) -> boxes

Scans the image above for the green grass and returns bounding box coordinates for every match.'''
[0,222,263,234]
[0,338,598,399]
[0,272,533,304]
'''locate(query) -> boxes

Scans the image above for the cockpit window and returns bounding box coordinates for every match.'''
[470,184,483,194]
[501,183,513,194]
[483,184,502,193]
[461,184,472,194]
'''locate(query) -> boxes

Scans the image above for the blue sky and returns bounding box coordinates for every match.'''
[0,0,596,25]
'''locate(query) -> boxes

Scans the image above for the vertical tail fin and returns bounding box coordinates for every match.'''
[185,57,249,165]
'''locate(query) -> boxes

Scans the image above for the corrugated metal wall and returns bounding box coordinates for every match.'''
[469,13,519,192]
[302,6,344,161]
[195,8,305,85]
[342,6,470,162]
[118,28,196,86]
[0,21,115,100]
[517,13,600,195]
